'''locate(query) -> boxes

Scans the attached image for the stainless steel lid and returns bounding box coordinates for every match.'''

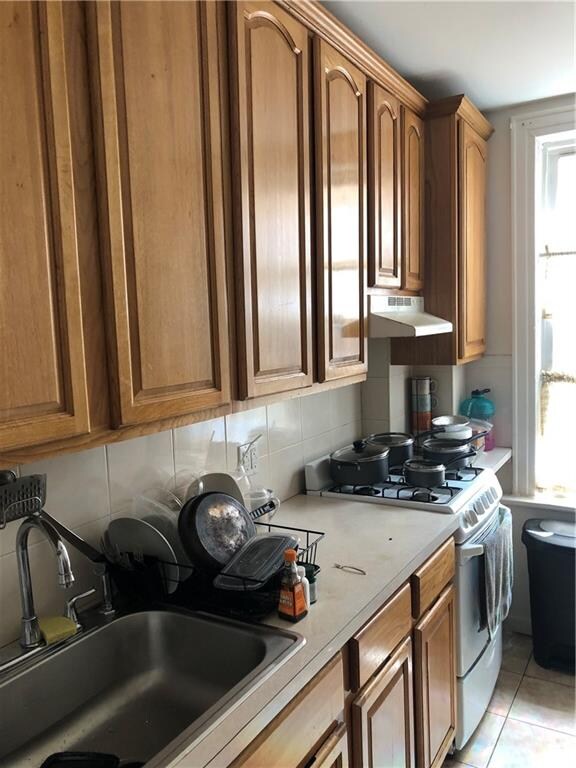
[331,439,390,464]
[368,432,414,448]
[422,438,470,454]
[404,458,445,472]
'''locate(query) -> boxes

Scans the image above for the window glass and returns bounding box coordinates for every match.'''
[536,138,576,496]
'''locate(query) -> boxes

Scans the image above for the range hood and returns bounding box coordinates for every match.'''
[369,296,453,338]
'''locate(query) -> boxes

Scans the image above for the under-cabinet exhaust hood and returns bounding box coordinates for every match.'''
[369,296,453,338]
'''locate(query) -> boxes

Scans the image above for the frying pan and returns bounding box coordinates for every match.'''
[178,491,256,572]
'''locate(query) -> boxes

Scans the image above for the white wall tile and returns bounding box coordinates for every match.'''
[107,432,175,515]
[225,407,268,471]
[362,418,390,437]
[330,420,363,450]
[173,417,227,478]
[362,379,390,421]
[332,384,362,426]
[301,391,335,439]
[388,374,410,432]
[367,339,390,378]
[301,431,334,465]
[267,399,302,453]
[268,443,304,502]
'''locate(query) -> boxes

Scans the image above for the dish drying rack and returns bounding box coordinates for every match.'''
[0,474,47,529]
[105,520,325,620]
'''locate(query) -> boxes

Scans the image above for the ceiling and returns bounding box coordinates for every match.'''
[322,1,576,111]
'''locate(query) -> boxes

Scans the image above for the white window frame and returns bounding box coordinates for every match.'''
[511,98,576,496]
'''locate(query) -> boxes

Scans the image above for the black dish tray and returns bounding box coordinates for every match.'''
[107,520,324,621]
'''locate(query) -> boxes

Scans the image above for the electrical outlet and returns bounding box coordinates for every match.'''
[238,442,259,476]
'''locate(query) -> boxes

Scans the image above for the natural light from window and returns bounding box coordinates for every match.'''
[535,131,576,497]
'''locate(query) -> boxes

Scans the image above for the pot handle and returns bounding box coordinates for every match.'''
[443,450,477,467]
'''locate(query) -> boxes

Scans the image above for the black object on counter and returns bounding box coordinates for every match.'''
[522,518,575,672]
[329,440,390,486]
[40,753,145,768]
[367,432,414,468]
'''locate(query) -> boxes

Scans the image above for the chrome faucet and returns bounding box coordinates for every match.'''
[16,515,75,649]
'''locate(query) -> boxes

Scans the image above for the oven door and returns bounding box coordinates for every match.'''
[455,505,507,677]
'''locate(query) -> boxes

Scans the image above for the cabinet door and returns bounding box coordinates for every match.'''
[315,39,367,382]
[0,1,91,451]
[458,120,487,362]
[91,1,230,427]
[229,1,313,399]
[312,723,349,768]
[402,107,425,292]
[414,585,457,768]
[367,83,402,289]
[352,635,415,768]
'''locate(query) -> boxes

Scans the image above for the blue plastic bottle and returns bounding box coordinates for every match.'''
[459,388,496,450]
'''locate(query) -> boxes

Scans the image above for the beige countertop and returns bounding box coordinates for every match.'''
[150,494,460,768]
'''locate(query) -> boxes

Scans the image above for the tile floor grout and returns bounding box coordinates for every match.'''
[445,631,575,768]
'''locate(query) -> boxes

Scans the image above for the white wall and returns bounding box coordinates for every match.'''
[467,94,576,635]
[0,385,361,647]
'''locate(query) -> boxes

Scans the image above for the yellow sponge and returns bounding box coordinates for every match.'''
[38,616,77,645]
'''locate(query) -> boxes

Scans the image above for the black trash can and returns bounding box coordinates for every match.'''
[522,518,575,672]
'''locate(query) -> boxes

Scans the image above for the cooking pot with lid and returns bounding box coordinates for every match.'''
[329,440,390,486]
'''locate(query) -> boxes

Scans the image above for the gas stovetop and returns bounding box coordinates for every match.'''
[305,456,503,543]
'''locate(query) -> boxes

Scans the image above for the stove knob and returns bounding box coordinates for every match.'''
[471,504,481,521]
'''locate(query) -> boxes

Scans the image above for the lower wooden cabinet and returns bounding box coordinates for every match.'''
[413,585,457,768]
[351,635,415,768]
[309,723,350,768]
[230,653,344,768]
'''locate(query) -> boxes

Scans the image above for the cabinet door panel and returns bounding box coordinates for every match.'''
[0,1,90,450]
[92,1,230,426]
[414,585,457,768]
[315,40,367,381]
[459,120,487,361]
[313,723,349,768]
[352,635,415,768]
[230,1,313,398]
[368,83,401,288]
[402,108,425,292]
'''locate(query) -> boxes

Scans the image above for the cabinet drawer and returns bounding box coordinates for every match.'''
[230,654,344,767]
[411,539,455,620]
[349,583,412,692]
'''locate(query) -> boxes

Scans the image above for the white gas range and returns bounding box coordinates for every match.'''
[305,455,508,750]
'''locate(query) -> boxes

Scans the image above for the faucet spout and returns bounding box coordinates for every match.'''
[16,516,75,649]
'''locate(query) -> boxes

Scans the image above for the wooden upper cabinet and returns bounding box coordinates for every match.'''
[414,585,457,768]
[315,40,368,381]
[90,1,230,427]
[459,119,487,361]
[402,107,425,292]
[0,1,91,451]
[352,635,415,768]
[367,83,402,289]
[391,96,492,367]
[229,1,313,398]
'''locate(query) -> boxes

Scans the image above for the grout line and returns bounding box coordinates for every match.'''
[505,714,576,738]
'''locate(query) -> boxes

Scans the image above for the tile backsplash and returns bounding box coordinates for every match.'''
[0,385,361,647]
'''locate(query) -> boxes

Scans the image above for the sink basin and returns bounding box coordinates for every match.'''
[0,608,302,767]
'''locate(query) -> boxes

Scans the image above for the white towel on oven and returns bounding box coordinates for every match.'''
[483,506,513,639]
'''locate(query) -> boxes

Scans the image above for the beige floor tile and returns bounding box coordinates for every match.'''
[455,712,505,768]
[443,756,473,767]
[509,676,576,735]
[525,654,576,689]
[487,719,576,768]
[501,630,532,675]
[487,670,523,716]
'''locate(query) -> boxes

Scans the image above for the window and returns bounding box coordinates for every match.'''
[511,100,576,500]
[536,136,576,495]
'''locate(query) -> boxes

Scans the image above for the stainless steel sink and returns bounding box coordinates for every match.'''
[0,608,303,767]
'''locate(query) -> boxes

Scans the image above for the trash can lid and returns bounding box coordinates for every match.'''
[522,518,576,549]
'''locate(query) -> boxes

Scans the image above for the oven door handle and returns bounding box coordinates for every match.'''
[459,543,484,563]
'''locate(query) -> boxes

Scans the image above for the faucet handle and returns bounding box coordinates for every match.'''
[64,588,96,630]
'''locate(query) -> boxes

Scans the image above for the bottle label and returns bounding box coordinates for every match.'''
[279,583,307,618]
